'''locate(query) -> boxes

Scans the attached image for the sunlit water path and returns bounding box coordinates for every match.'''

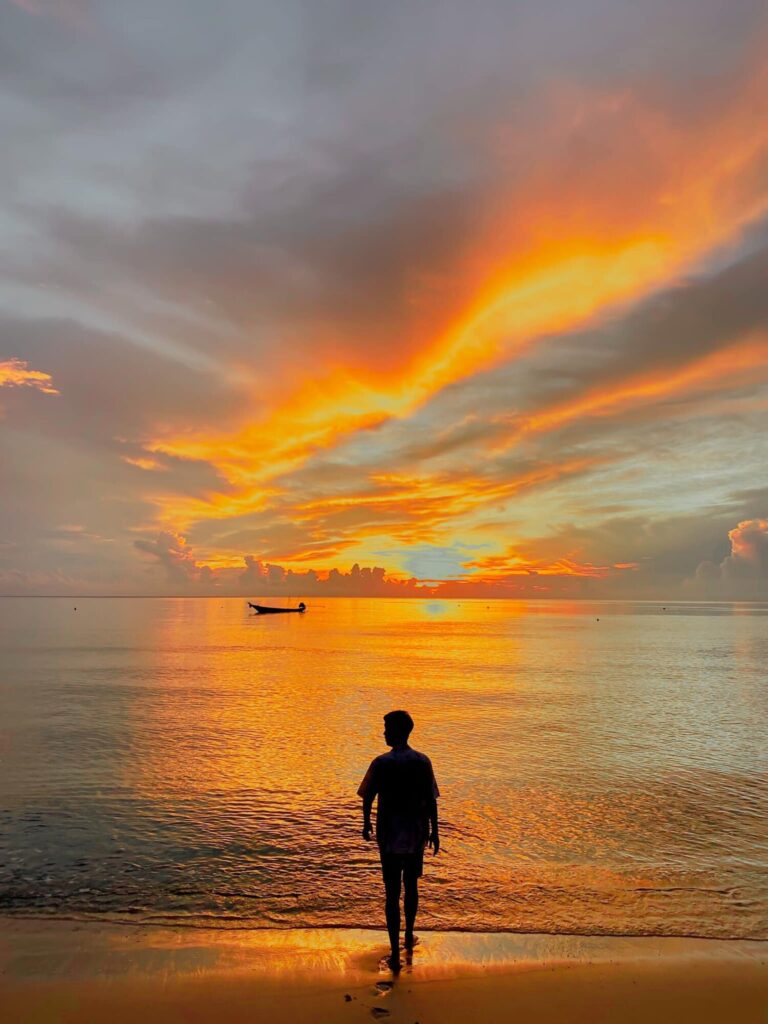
[1,597,766,938]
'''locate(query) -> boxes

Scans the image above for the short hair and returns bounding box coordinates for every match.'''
[384,709,414,738]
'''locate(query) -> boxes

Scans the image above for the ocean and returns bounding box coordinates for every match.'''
[1,596,766,939]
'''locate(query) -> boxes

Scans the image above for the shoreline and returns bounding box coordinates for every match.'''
[2,920,767,1023]
[3,911,767,944]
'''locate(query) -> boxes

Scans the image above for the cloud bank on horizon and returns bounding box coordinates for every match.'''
[1,0,767,599]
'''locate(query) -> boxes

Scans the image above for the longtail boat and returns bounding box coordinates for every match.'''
[248,602,306,614]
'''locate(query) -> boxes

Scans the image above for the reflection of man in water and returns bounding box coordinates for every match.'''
[358,710,440,968]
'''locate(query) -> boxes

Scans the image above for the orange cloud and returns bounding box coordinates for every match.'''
[0,358,58,394]
[148,60,767,498]
[463,547,638,580]
[124,47,768,585]
[278,456,602,558]
[145,323,766,570]
[692,518,768,598]
[144,234,672,498]
[133,537,638,599]
[727,518,768,566]
[122,454,164,472]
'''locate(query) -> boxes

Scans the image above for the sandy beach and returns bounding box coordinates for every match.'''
[1,921,766,1023]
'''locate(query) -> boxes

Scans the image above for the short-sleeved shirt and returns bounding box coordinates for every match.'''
[357,746,440,855]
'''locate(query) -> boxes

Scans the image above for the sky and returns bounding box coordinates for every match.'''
[1,0,767,599]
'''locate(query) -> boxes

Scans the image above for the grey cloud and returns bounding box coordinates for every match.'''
[0,314,239,588]
[692,518,768,594]
[32,162,489,381]
[502,508,762,599]
[239,555,419,597]
[727,487,768,522]
[0,314,246,445]
[134,531,216,587]
[0,1,289,112]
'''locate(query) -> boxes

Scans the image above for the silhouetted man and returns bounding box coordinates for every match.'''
[358,710,440,968]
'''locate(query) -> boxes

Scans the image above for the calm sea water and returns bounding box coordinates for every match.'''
[1,597,766,939]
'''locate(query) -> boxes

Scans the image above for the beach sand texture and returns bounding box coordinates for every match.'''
[2,922,767,1023]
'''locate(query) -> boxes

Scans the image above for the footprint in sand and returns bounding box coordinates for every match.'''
[375,981,393,993]
[370,1009,390,1019]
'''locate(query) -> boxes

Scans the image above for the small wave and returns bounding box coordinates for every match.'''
[2,910,766,943]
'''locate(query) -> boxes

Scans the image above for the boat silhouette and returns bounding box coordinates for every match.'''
[248,602,306,615]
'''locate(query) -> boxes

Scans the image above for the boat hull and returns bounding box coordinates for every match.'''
[248,603,305,614]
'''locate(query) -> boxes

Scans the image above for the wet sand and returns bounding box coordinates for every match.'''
[1,920,767,1023]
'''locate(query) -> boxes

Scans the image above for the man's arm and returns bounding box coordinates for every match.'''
[426,758,440,855]
[362,791,375,841]
[427,797,440,854]
[357,760,378,841]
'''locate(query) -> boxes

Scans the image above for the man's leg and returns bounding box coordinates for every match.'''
[403,865,419,949]
[382,861,402,962]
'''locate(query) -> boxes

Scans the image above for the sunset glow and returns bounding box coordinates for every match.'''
[1,1,767,599]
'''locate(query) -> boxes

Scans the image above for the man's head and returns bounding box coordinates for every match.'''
[383,709,414,747]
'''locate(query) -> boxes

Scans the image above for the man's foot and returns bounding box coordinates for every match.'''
[385,952,401,973]
[403,932,418,951]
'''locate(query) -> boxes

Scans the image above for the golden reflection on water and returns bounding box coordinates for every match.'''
[123,597,541,798]
[1,597,767,937]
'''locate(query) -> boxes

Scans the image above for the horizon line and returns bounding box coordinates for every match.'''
[2,594,767,605]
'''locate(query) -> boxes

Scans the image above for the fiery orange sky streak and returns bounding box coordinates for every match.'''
[150,325,768,551]
[176,330,768,575]
[146,235,668,480]
[4,8,768,598]
[143,55,768,519]
[146,207,766,538]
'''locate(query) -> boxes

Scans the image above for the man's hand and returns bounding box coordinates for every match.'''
[362,824,372,842]
[427,830,440,855]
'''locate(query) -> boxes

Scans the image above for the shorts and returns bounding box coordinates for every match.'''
[380,850,424,883]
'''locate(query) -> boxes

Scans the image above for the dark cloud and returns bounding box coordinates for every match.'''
[5,0,764,386]
[28,163,488,385]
